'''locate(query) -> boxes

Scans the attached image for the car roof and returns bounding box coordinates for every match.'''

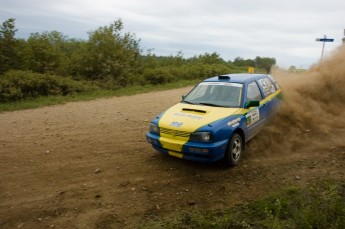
[204,73,269,84]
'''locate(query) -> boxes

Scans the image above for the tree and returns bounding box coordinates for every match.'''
[74,19,141,86]
[233,57,255,67]
[0,18,18,73]
[254,56,276,73]
[190,52,225,65]
[23,31,70,75]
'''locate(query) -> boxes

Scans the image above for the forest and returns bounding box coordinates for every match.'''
[0,18,276,102]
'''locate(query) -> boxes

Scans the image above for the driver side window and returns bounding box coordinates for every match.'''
[246,81,262,102]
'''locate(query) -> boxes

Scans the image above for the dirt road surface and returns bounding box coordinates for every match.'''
[1,46,345,228]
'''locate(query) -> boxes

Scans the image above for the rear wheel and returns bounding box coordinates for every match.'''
[223,133,243,167]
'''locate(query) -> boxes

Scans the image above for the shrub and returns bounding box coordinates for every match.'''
[0,70,97,102]
[143,67,174,85]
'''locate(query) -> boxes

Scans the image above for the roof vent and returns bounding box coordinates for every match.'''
[218,75,230,80]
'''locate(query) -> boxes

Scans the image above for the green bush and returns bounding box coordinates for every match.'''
[0,70,97,102]
[181,63,245,80]
[141,63,246,86]
[143,67,175,85]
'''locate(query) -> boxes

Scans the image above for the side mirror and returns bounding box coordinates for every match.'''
[245,100,260,108]
[182,95,186,100]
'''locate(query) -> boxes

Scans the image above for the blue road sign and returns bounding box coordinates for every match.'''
[316,38,334,42]
[316,36,334,59]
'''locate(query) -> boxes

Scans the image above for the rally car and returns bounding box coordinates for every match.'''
[146,73,282,166]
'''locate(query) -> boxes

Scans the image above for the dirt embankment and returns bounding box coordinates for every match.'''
[0,45,345,228]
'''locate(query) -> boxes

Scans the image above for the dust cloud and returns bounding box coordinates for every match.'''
[248,44,345,156]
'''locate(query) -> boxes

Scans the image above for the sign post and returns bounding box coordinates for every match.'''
[316,35,334,60]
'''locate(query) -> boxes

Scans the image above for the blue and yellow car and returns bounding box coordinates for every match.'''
[146,73,282,166]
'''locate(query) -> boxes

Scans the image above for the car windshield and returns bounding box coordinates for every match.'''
[183,82,243,107]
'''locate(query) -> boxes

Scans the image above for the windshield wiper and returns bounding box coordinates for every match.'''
[198,102,223,107]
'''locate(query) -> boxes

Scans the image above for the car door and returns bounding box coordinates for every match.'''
[244,80,268,141]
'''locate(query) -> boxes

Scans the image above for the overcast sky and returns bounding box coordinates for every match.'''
[1,0,344,68]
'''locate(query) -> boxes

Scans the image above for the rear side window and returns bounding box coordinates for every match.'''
[246,81,262,102]
[258,78,276,97]
[267,75,280,89]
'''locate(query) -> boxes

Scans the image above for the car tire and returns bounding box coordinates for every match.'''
[223,133,243,167]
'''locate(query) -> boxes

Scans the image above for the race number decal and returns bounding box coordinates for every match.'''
[258,78,276,96]
[246,108,260,127]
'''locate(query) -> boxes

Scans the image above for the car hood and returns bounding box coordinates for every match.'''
[159,103,241,132]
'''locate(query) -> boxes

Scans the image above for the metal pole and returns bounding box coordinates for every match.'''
[321,40,325,59]
[320,35,326,60]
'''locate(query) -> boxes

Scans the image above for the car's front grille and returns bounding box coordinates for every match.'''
[160,127,191,138]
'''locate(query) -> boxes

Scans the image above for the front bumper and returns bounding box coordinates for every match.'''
[146,132,228,163]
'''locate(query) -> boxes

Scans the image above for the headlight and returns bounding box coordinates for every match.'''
[190,132,212,142]
[149,123,160,134]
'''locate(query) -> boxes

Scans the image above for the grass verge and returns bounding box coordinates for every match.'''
[0,79,198,112]
[142,179,345,229]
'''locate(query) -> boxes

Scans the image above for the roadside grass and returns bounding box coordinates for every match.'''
[0,79,198,112]
[142,179,345,229]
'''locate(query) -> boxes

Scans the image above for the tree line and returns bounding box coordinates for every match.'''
[0,18,276,102]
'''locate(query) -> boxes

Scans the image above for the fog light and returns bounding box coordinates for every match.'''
[201,149,209,153]
[147,137,158,145]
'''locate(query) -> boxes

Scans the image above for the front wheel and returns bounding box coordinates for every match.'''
[222,133,243,167]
